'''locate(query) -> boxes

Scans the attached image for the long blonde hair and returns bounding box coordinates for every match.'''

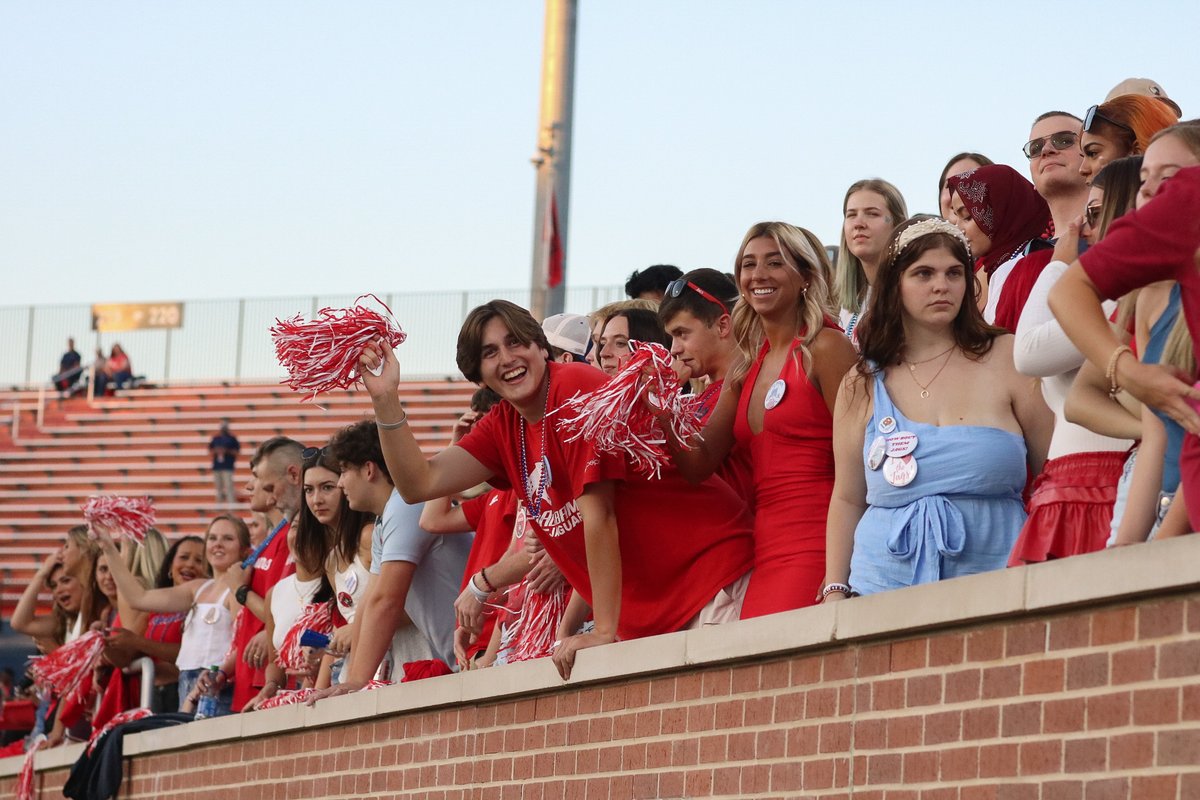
[730,221,835,383]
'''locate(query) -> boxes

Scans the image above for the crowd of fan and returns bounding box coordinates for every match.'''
[5,79,1200,767]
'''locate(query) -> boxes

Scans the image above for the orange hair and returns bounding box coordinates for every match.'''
[1095,95,1180,154]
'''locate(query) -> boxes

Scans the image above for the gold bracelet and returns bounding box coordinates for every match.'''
[1105,345,1133,397]
[376,409,408,430]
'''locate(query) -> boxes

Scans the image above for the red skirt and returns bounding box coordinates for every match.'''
[1008,450,1127,566]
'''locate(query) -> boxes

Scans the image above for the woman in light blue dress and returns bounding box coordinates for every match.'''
[821,216,1053,601]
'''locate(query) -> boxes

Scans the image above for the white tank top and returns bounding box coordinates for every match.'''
[175,580,234,671]
[270,574,323,651]
[333,556,371,624]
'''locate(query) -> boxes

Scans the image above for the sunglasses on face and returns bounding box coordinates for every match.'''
[1023,130,1078,159]
[1083,104,1134,135]
[665,278,731,316]
[1084,202,1102,229]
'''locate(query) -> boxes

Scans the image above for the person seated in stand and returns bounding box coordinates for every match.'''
[53,337,82,394]
[105,343,133,390]
[584,299,659,370]
[94,515,250,718]
[823,217,1053,600]
[1049,121,1200,534]
[354,299,755,680]
[938,153,993,220]
[835,179,908,349]
[541,313,592,364]
[624,264,683,302]
[946,165,1051,323]
[308,421,471,701]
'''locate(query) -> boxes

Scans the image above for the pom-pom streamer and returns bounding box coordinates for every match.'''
[503,583,570,664]
[17,735,46,800]
[271,293,407,399]
[555,341,703,478]
[82,496,155,544]
[30,630,105,697]
[276,602,334,673]
[256,689,317,710]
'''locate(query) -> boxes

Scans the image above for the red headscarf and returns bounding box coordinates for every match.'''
[946,165,1051,276]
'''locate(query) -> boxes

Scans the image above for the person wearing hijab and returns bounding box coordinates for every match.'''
[946,165,1051,324]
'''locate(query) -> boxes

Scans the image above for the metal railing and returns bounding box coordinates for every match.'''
[0,286,625,389]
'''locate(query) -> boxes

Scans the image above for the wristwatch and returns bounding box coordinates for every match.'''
[235,584,252,606]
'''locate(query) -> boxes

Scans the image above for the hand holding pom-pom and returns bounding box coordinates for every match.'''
[82,496,155,544]
[271,294,406,400]
[555,341,703,478]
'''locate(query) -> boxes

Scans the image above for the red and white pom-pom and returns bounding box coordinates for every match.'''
[361,679,392,691]
[86,708,153,755]
[555,341,703,478]
[256,689,317,710]
[270,293,407,399]
[16,735,46,800]
[275,602,334,672]
[30,630,105,696]
[82,496,155,543]
[504,582,570,663]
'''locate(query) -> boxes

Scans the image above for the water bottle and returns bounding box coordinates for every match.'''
[194,666,221,720]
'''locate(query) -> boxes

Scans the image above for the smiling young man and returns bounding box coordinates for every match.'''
[357,299,755,679]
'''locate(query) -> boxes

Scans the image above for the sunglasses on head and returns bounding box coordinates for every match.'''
[301,445,328,462]
[1023,130,1078,159]
[1083,104,1134,136]
[665,278,731,316]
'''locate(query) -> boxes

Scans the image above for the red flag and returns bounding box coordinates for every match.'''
[544,191,564,289]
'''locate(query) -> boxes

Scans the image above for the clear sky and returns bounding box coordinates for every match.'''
[3,1,1197,307]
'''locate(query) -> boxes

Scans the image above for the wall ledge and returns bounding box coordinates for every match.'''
[4,533,1198,779]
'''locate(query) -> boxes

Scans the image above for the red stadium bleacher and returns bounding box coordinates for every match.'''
[0,380,473,613]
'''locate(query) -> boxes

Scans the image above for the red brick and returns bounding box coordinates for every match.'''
[925,710,962,745]
[769,762,801,792]
[1132,686,1179,725]
[996,785,1041,800]
[945,667,981,703]
[1000,701,1041,737]
[1109,731,1154,770]
[1065,652,1108,690]
[822,649,855,681]
[625,681,650,709]
[819,721,852,753]
[714,699,744,728]
[858,644,891,677]
[1137,599,1184,638]
[632,773,657,800]
[774,690,805,722]
[978,743,1019,778]
[906,674,942,707]
[575,747,599,774]
[701,669,731,698]
[756,729,786,759]
[1043,697,1086,733]
[1160,640,1200,678]
[1110,644,1156,684]
[940,746,979,781]
[687,703,715,732]
[1091,607,1137,645]
[1024,657,1066,694]
[1064,737,1107,773]
[713,767,740,797]
[740,763,771,794]
[1039,780,1083,800]
[1083,777,1129,800]
[1018,740,1062,775]
[788,724,820,757]
[762,660,790,689]
[597,746,621,772]
[1184,686,1200,720]
[865,753,902,785]
[1130,775,1178,800]
[645,741,671,770]
[661,707,687,736]
[807,687,838,718]
[981,665,1021,699]
[1005,620,1047,657]
[887,716,923,748]
[920,789,959,800]
[731,664,761,694]
[963,706,999,740]
[873,678,905,711]
[1086,691,1131,730]
[901,749,938,783]
[792,654,823,685]
[744,696,773,726]
[838,684,858,716]
[687,768,715,797]
[622,744,645,771]
[804,757,836,790]
[1158,729,1200,766]
[672,737,699,767]
[674,674,701,701]
[854,718,886,750]
[891,638,927,671]
[727,732,754,761]
[967,627,1005,662]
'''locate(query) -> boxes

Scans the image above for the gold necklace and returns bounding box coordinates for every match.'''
[904,346,957,399]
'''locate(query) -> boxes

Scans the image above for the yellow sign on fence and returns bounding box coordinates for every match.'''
[91,302,184,333]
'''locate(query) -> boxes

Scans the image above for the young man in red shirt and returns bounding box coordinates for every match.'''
[358,300,754,679]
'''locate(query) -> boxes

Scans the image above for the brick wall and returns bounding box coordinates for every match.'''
[5,536,1200,799]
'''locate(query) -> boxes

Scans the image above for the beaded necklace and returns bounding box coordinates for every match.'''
[518,372,552,520]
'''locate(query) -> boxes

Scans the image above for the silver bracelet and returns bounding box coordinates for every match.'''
[376,409,408,430]
[821,582,853,599]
